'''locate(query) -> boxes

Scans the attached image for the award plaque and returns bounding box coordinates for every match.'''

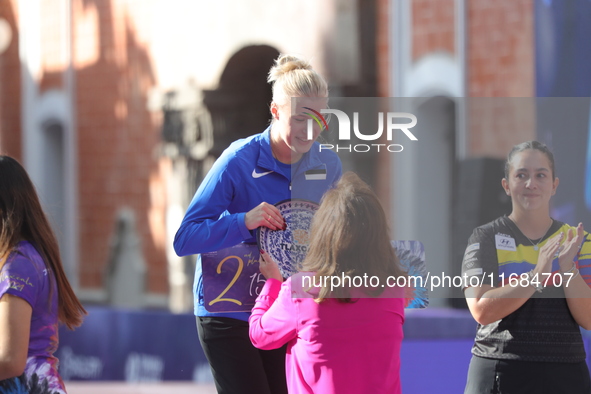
[391,240,429,309]
[257,199,319,278]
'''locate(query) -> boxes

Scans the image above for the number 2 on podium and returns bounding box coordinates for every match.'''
[208,255,243,306]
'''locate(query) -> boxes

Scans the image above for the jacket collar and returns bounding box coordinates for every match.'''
[257,127,277,171]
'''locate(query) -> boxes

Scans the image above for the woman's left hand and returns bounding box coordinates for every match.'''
[558,222,585,271]
[245,202,285,231]
[259,250,283,282]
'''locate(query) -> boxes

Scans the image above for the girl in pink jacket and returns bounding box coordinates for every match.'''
[250,172,406,394]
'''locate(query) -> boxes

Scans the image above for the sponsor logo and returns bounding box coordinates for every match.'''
[495,234,517,251]
[465,243,480,254]
[252,169,274,178]
[464,250,477,260]
[464,257,477,268]
[464,268,484,277]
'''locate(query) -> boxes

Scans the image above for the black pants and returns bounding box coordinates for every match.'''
[196,316,288,394]
[465,355,591,394]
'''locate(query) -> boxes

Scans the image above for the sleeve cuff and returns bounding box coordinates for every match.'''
[237,212,254,240]
[258,278,282,300]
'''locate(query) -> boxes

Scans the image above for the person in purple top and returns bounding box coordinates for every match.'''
[0,155,86,393]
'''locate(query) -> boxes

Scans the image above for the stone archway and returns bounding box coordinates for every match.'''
[203,45,280,156]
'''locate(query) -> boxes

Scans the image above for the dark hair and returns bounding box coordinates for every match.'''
[504,141,555,180]
[300,172,406,302]
[0,155,86,329]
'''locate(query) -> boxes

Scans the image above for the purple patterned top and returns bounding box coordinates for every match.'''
[0,241,66,394]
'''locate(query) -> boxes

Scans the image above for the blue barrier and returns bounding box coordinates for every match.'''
[56,306,591,393]
[57,307,209,382]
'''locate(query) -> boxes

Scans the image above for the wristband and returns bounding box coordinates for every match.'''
[564,263,580,281]
[563,263,578,274]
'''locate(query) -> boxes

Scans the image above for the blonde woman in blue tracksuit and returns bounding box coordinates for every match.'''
[174,54,342,394]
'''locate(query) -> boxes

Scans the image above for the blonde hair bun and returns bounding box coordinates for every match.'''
[267,54,328,102]
[267,55,312,83]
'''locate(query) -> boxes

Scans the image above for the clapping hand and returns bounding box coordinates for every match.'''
[558,223,585,271]
[535,232,564,275]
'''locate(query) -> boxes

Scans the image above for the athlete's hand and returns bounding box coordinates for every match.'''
[245,202,286,231]
[259,249,283,282]
[534,232,563,275]
[558,223,584,272]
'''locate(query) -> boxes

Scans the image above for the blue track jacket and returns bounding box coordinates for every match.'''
[174,127,342,320]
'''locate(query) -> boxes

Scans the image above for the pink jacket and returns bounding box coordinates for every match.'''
[249,275,404,394]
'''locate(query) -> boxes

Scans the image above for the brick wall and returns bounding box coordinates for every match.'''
[467,0,535,157]
[375,0,392,220]
[468,98,536,159]
[412,0,455,61]
[376,0,535,160]
[72,0,167,294]
[1,0,168,296]
[468,0,534,97]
